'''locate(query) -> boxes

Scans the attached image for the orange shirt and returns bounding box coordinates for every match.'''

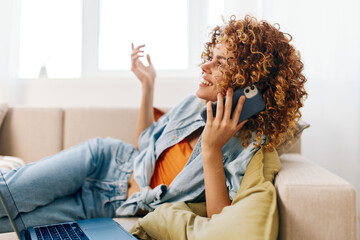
[149,137,192,188]
[150,138,192,188]
[147,107,193,188]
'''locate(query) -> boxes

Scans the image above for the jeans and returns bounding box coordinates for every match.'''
[0,137,139,233]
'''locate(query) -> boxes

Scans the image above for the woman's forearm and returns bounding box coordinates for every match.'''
[200,90,248,217]
[135,84,155,149]
[202,149,231,218]
[130,44,156,149]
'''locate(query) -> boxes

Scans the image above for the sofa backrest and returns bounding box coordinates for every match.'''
[0,107,139,163]
[63,108,138,149]
[0,107,301,163]
[0,107,63,163]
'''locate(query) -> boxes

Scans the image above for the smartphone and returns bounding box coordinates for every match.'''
[200,85,266,124]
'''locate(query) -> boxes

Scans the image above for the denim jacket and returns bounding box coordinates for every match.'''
[115,94,262,216]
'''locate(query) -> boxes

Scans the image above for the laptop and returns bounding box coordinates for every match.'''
[0,170,138,240]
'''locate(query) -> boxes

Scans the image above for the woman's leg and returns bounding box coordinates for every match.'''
[0,137,138,231]
[0,192,86,233]
[0,140,92,217]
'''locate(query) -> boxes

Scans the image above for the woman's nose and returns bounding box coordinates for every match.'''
[201,61,211,73]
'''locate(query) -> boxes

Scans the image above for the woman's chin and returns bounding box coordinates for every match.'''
[196,89,216,102]
[195,90,203,99]
[196,89,207,101]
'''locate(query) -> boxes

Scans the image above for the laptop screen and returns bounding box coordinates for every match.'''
[0,170,28,238]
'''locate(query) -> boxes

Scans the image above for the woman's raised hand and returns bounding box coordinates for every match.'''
[131,43,156,90]
[132,43,156,147]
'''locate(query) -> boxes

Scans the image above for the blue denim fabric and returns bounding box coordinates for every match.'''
[116,94,262,216]
[0,137,139,232]
[0,94,262,232]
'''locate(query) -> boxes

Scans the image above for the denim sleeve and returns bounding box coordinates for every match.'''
[224,140,261,201]
[137,95,196,151]
[137,113,170,152]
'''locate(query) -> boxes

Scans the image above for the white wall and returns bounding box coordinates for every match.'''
[13,76,199,108]
[266,0,360,229]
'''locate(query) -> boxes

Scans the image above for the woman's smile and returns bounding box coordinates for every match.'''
[199,74,214,87]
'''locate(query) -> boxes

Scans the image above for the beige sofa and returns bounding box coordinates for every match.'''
[0,106,358,240]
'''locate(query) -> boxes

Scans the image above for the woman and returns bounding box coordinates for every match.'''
[0,15,306,232]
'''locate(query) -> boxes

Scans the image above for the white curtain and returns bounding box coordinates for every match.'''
[0,1,11,102]
[0,0,22,103]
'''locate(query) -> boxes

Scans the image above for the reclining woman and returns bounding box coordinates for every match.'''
[0,15,307,232]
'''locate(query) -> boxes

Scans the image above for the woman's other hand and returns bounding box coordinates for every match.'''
[201,88,248,217]
[131,43,156,90]
[201,88,248,154]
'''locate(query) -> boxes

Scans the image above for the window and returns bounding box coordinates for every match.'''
[19,0,82,78]
[17,0,224,79]
[99,0,188,70]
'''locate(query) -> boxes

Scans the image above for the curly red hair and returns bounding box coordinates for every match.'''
[201,15,308,152]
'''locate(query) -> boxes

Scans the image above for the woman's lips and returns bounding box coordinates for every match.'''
[200,76,214,86]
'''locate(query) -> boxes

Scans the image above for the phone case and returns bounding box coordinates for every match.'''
[200,86,266,124]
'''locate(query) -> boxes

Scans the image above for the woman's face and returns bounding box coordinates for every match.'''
[196,43,235,102]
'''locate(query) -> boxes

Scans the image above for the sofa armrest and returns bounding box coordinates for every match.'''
[275,153,358,240]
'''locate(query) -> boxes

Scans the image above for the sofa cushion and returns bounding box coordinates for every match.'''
[130,147,281,240]
[63,108,139,149]
[0,103,8,129]
[277,119,310,155]
[0,107,63,163]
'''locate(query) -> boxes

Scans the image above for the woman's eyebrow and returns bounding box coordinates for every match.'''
[215,55,226,60]
[215,55,235,61]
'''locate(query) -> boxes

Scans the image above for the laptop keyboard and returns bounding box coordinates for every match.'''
[34,222,89,240]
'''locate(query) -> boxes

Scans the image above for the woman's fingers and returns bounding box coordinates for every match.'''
[146,54,152,66]
[131,44,153,69]
[223,88,233,120]
[132,43,145,51]
[131,43,145,57]
[232,95,246,124]
[131,54,144,64]
[236,119,248,132]
[206,101,214,123]
[131,50,144,68]
[131,49,144,58]
[214,93,224,122]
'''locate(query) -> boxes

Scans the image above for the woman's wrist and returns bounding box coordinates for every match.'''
[202,146,230,217]
[202,147,223,164]
[202,144,222,156]
[142,80,154,92]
